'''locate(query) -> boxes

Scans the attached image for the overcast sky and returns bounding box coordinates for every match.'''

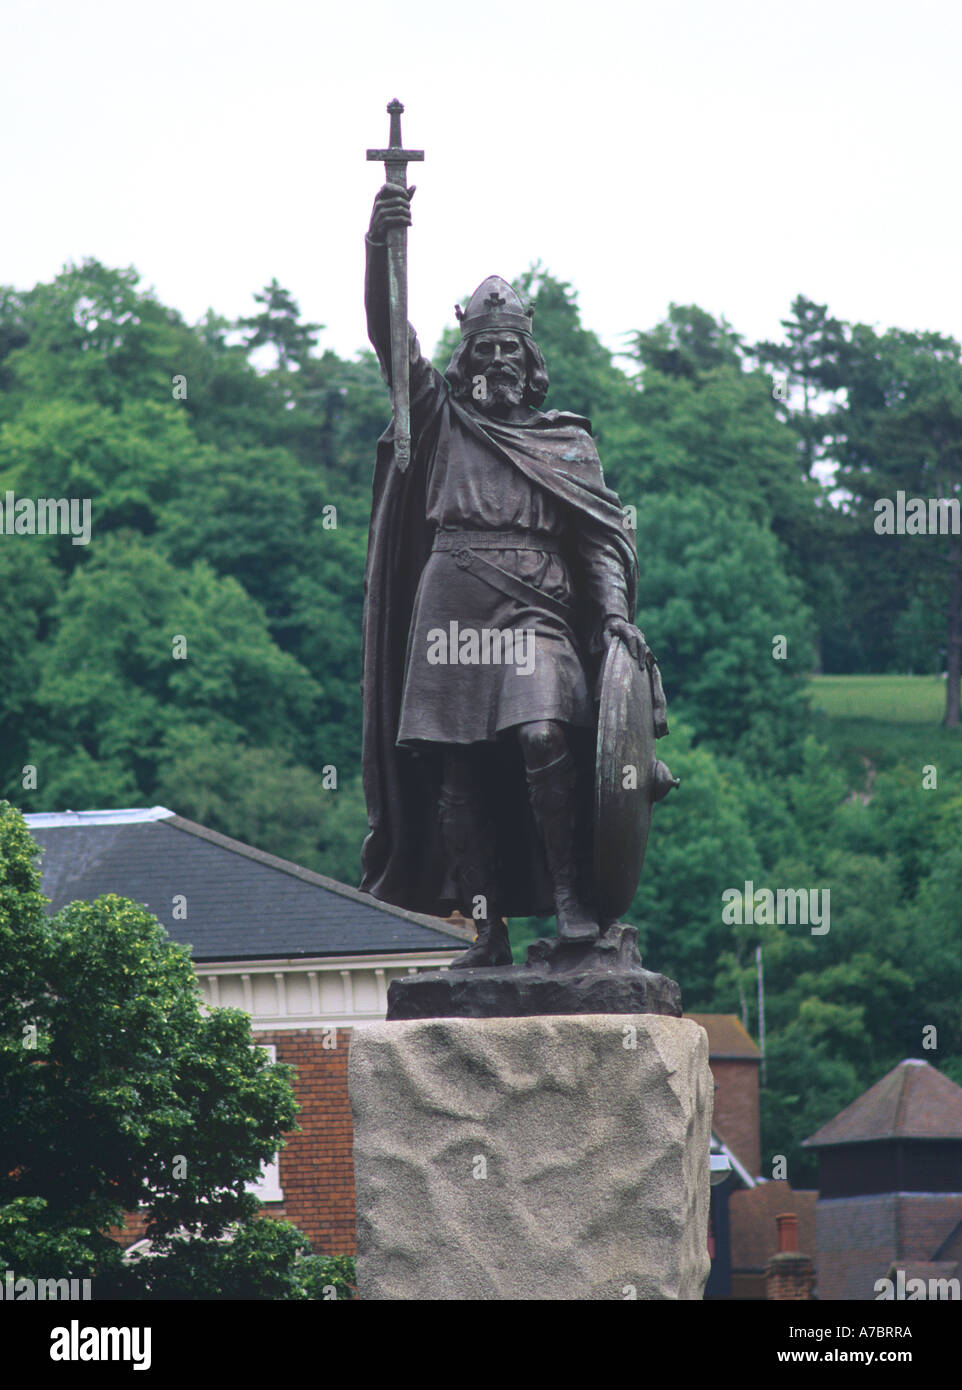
[4,0,960,367]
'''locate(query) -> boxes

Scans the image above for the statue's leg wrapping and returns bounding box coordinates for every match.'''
[439,758,512,969]
[525,749,600,943]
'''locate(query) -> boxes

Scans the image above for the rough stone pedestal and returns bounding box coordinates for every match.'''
[349,1014,712,1300]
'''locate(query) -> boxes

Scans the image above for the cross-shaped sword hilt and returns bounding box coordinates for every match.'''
[366,98,424,187]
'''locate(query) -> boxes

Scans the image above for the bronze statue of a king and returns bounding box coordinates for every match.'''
[360,178,669,969]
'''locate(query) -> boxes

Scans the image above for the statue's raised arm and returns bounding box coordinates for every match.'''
[364,183,414,375]
[366,100,423,471]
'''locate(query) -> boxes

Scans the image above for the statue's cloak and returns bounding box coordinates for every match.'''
[359,385,639,917]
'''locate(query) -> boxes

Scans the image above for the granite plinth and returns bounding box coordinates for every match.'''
[349,1012,713,1299]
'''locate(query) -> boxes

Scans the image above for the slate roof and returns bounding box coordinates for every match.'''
[803,1059,962,1148]
[884,1260,961,1284]
[25,807,472,962]
[934,1219,962,1262]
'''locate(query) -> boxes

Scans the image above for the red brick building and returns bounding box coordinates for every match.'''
[690,1014,817,1299]
[26,807,470,1257]
[803,1058,962,1300]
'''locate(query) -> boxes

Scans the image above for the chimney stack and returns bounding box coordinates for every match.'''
[766,1212,815,1300]
[776,1212,799,1252]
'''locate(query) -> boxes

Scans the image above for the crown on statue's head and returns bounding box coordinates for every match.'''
[455,276,534,338]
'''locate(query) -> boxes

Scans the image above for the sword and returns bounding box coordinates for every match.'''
[366,99,424,472]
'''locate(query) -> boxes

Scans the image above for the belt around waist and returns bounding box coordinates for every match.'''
[432,530,562,553]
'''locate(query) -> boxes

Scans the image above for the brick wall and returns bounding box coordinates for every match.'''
[767,1251,816,1300]
[711,1058,760,1177]
[108,1026,357,1257]
[261,1027,356,1255]
[105,1210,150,1248]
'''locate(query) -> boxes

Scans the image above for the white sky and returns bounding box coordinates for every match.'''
[4,0,961,365]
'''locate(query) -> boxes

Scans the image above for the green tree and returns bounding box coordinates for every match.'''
[16,539,321,808]
[0,397,208,575]
[5,260,202,413]
[903,797,962,1082]
[155,729,368,885]
[828,324,962,717]
[626,723,762,1006]
[755,294,848,478]
[2,259,285,454]
[236,278,321,373]
[626,303,837,666]
[633,490,815,773]
[0,542,57,795]
[632,302,744,382]
[0,285,29,405]
[108,1224,355,1300]
[293,347,390,480]
[716,848,916,1184]
[0,802,324,1296]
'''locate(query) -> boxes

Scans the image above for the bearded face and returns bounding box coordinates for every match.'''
[467,331,527,413]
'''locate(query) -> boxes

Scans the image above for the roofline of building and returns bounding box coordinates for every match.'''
[684,1012,762,1059]
[933,1219,962,1260]
[815,1191,962,1201]
[24,805,475,946]
[711,1131,756,1188]
[192,951,464,972]
[163,814,475,943]
[191,949,464,969]
[802,1059,962,1147]
[802,1133,962,1148]
[24,806,174,827]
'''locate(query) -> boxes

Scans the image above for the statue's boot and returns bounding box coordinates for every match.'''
[526,750,600,943]
[448,914,512,970]
[439,785,512,969]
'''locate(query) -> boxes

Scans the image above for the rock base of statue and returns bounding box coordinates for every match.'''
[386,922,681,1020]
[349,1012,712,1300]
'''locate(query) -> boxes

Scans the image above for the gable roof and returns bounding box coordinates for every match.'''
[685,1013,761,1060]
[803,1059,962,1148]
[25,807,472,962]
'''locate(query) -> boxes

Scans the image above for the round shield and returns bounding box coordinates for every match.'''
[593,636,656,921]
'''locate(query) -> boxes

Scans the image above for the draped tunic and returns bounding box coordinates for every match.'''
[368,274,632,744]
[359,235,639,912]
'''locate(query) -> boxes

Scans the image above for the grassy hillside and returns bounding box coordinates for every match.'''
[812,674,947,722]
[811,674,962,790]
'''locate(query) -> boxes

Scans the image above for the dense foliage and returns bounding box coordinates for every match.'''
[1,257,959,1195]
[0,802,355,1297]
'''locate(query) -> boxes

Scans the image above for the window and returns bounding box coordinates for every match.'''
[245,1044,284,1203]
